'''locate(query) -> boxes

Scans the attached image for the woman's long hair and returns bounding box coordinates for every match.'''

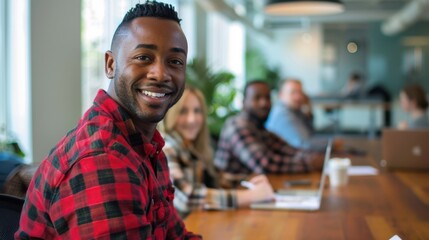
[162,86,214,164]
[402,84,428,111]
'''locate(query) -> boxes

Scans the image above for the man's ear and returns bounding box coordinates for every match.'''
[105,51,115,79]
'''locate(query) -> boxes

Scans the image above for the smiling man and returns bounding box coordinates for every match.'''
[16,2,200,239]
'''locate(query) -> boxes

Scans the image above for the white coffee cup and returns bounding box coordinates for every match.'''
[329,158,351,187]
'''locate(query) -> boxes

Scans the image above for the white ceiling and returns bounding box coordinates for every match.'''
[200,0,429,35]
[263,0,410,22]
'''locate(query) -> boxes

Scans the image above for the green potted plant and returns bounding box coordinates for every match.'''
[245,48,280,89]
[0,126,25,158]
[185,58,237,139]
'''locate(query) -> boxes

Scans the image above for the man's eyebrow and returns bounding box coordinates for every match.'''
[135,44,156,50]
[134,44,186,55]
[171,47,187,55]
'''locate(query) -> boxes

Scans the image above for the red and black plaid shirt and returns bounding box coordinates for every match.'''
[15,90,201,239]
[214,112,311,185]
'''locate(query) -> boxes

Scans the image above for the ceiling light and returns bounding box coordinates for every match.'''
[265,0,345,16]
[347,42,358,53]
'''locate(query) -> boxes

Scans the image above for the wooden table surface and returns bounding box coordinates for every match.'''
[184,139,429,240]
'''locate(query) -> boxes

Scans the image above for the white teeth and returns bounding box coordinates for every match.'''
[141,90,166,98]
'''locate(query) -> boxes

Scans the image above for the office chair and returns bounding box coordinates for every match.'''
[0,194,24,240]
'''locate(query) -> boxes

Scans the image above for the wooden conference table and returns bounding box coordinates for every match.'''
[184,139,429,240]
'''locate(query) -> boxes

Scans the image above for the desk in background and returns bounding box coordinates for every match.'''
[184,139,429,240]
[310,96,390,138]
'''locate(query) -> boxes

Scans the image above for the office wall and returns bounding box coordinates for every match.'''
[31,0,81,163]
[321,21,429,97]
[249,20,429,95]
[322,25,368,94]
[367,21,429,96]
[247,24,323,95]
[319,21,429,129]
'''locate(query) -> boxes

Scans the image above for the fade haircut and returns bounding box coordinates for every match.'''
[243,80,270,100]
[110,1,181,51]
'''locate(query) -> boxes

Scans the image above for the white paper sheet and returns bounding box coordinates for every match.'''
[347,166,379,176]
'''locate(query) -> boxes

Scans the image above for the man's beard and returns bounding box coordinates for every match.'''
[248,109,269,125]
[114,76,166,124]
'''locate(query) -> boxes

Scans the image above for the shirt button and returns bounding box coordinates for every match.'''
[158,207,165,219]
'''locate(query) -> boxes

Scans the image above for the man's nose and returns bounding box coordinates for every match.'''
[260,98,271,107]
[148,61,171,81]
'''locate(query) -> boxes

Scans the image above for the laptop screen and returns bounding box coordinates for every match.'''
[250,139,333,211]
[316,138,333,198]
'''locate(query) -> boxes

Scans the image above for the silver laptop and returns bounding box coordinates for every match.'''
[381,129,429,170]
[250,140,332,211]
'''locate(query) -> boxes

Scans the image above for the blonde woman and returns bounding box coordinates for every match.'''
[161,87,274,218]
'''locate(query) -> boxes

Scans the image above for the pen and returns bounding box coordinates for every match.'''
[240,180,255,189]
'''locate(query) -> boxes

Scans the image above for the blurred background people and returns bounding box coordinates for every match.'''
[214,81,325,187]
[342,72,365,98]
[266,79,342,151]
[398,83,429,129]
[161,87,274,218]
[266,79,313,149]
[0,152,24,194]
[0,149,38,199]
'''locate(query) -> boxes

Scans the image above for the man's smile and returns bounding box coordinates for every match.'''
[140,89,167,98]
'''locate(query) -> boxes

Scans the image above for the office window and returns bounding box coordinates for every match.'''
[207,12,245,107]
[0,0,6,134]
[0,0,30,162]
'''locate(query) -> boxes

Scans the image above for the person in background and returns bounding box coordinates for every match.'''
[266,79,314,149]
[266,79,342,151]
[16,2,200,239]
[0,152,25,194]
[2,162,38,199]
[398,83,429,129]
[161,87,274,218]
[342,72,365,98]
[214,80,325,186]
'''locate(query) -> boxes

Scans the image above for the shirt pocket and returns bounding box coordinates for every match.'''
[147,185,174,235]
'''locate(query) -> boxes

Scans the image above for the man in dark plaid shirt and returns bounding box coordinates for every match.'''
[16,1,200,239]
[214,80,324,187]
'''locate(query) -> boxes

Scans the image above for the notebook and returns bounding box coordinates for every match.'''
[381,129,429,170]
[250,139,332,211]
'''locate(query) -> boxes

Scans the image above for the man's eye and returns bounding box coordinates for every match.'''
[170,59,184,66]
[136,56,151,61]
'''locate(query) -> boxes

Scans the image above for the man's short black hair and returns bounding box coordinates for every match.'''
[111,1,181,51]
[122,1,181,24]
[243,80,270,100]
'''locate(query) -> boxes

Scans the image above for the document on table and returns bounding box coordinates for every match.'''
[347,166,379,176]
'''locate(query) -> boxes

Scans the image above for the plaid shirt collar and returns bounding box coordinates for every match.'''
[93,89,165,158]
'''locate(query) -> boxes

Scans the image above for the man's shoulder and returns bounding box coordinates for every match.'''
[221,113,251,131]
[42,110,124,178]
[411,115,429,128]
[268,103,290,118]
